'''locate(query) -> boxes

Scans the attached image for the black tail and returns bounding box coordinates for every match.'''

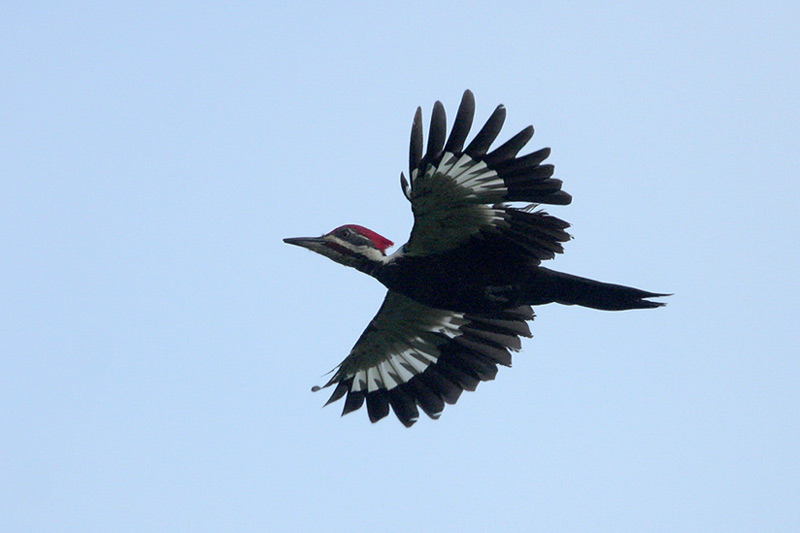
[525,267,668,311]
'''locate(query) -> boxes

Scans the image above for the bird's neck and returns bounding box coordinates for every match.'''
[353,256,385,277]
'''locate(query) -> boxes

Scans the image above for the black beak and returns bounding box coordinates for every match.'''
[283,236,325,250]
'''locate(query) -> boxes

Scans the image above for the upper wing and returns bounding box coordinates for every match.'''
[317,290,534,427]
[401,90,572,258]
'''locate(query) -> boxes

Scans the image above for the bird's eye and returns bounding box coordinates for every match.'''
[339,229,351,238]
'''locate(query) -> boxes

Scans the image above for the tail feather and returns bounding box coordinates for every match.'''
[526,268,668,311]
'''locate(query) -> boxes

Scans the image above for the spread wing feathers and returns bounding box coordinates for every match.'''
[400,90,573,257]
[316,291,534,427]
[498,207,572,264]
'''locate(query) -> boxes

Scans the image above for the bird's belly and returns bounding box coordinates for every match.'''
[377,259,523,313]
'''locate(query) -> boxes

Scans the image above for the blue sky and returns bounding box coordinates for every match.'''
[2,2,799,531]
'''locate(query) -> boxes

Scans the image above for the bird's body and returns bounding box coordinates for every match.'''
[284,91,667,426]
[378,238,662,314]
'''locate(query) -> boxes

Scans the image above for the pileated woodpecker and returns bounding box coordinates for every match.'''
[284,90,667,427]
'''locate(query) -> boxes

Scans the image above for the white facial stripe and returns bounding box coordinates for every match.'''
[356,244,389,263]
[316,237,391,268]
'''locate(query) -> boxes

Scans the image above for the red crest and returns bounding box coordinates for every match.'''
[334,224,394,253]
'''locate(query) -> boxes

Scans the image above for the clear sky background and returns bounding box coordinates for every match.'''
[3,2,799,531]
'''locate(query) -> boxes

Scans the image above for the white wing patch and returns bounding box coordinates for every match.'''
[405,153,509,256]
[321,289,534,425]
[434,152,506,200]
[343,293,467,393]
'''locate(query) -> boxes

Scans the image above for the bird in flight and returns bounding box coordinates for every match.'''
[284,90,667,427]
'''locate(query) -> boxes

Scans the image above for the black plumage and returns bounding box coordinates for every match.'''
[284,91,667,426]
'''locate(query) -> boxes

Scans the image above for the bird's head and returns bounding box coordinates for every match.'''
[283,224,394,272]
